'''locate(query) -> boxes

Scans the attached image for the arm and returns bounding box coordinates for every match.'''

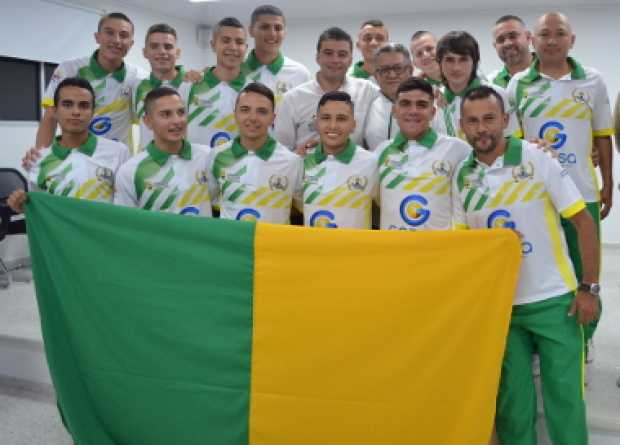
[35,108,57,148]
[567,209,600,324]
[614,92,620,152]
[594,135,613,218]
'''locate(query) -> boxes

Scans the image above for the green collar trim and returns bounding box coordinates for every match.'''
[244,50,285,75]
[230,136,277,161]
[352,61,372,79]
[465,136,522,168]
[314,139,356,165]
[51,133,97,160]
[423,76,442,86]
[520,56,586,84]
[444,77,482,104]
[146,140,192,166]
[149,65,186,88]
[390,128,438,151]
[203,67,246,92]
[89,50,127,82]
[494,67,511,86]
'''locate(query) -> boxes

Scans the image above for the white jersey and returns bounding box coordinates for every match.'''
[299,140,378,229]
[132,66,193,151]
[274,75,379,149]
[376,129,471,230]
[506,58,614,202]
[207,136,303,224]
[186,68,249,149]
[28,134,129,203]
[243,51,311,109]
[348,61,376,84]
[440,77,518,140]
[452,137,585,305]
[114,140,212,217]
[43,51,146,146]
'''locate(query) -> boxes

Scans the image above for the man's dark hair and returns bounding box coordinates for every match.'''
[495,15,526,26]
[53,77,96,109]
[361,19,384,28]
[317,27,353,52]
[214,17,245,37]
[317,91,354,114]
[250,5,285,27]
[236,82,275,111]
[98,12,134,33]
[395,77,434,100]
[436,31,480,83]
[144,87,182,115]
[461,85,506,114]
[145,23,177,44]
[410,30,432,41]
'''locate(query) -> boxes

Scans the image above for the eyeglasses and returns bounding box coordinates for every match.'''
[376,64,410,76]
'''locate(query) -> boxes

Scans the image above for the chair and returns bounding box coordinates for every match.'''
[0,168,28,288]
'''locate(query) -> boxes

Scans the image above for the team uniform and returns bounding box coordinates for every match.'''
[186,67,249,149]
[242,50,311,108]
[376,128,470,230]
[43,51,145,146]
[298,140,378,229]
[207,136,303,224]
[452,137,588,445]
[132,66,193,151]
[274,76,379,149]
[440,77,518,139]
[114,140,212,217]
[349,61,376,83]
[28,133,129,203]
[489,54,537,88]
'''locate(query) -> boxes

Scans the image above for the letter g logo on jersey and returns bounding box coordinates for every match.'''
[89,117,112,136]
[309,210,338,228]
[487,209,516,229]
[236,208,261,221]
[539,121,567,149]
[400,195,430,227]
[210,131,232,147]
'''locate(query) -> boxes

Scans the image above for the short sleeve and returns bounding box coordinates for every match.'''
[113,162,138,207]
[42,61,75,107]
[591,73,614,136]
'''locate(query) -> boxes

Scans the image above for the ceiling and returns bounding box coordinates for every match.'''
[64,0,617,25]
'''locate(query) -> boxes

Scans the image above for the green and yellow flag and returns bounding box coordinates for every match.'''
[26,192,521,445]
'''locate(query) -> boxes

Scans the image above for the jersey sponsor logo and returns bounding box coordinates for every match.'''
[309,210,338,228]
[236,208,261,221]
[347,175,368,191]
[512,162,534,182]
[180,206,200,216]
[487,209,533,255]
[95,167,114,185]
[210,131,232,147]
[432,160,452,177]
[539,121,577,165]
[399,195,430,226]
[269,175,289,191]
[89,117,112,136]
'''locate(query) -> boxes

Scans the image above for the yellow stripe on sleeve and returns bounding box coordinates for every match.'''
[592,128,614,137]
[560,199,586,219]
[42,98,55,108]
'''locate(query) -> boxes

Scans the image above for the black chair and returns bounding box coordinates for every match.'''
[0,168,28,288]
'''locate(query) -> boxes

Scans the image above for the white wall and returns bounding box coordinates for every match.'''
[282,4,620,244]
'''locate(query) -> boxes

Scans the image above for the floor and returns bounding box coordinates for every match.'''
[1,248,619,445]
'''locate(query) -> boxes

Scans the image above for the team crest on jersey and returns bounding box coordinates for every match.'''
[275,81,289,95]
[120,86,131,97]
[347,175,368,191]
[268,174,289,191]
[432,160,452,177]
[512,162,535,182]
[95,167,114,185]
[195,170,209,185]
[571,88,591,106]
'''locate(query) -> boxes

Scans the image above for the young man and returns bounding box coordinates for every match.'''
[296,91,378,229]
[114,87,212,216]
[489,15,535,88]
[275,27,378,153]
[37,12,145,148]
[133,23,193,151]
[187,17,249,149]
[376,77,470,230]
[364,43,412,151]
[207,82,302,224]
[349,19,389,82]
[243,5,311,107]
[436,31,517,139]
[453,86,599,445]
[507,12,614,351]
[8,78,130,212]
[409,31,442,86]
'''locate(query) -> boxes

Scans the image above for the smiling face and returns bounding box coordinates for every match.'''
[250,14,286,56]
[493,19,531,68]
[440,51,474,93]
[316,39,353,82]
[94,18,134,65]
[315,100,356,152]
[54,86,95,135]
[235,91,275,143]
[460,95,509,156]
[143,32,180,75]
[374,51,412,100]
[410,33,439,76]
[356,25,389,62]
[392,88,435,140]
[144,93,187,145]
[211,26,248,71]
